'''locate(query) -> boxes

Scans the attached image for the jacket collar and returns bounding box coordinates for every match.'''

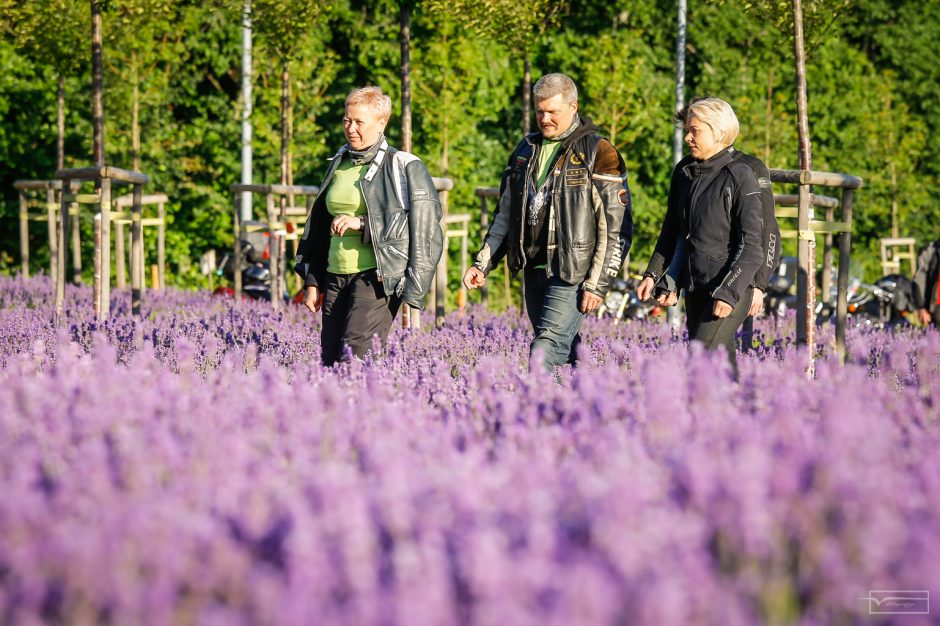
[683,146,735,178]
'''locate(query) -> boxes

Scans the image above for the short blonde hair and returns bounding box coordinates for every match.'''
[345,86,392,120]
[686,97,740,145]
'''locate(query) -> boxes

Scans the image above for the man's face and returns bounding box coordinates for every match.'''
[535,94,578,139]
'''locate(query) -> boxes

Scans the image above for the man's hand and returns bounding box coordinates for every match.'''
[713,299,733,318]
[748,288,765,317]
[463,266,487,290]
[303,286,323,314]
[636,276,655,301]
[580,291,603,314]
[918,308,933,326]
[330,215,363,236]
[656,291,678,307]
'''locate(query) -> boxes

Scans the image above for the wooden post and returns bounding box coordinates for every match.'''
[459,219,468,312]
[822,205,834,302]
[836,188,854,363]
[18,191,28,277]
[70,197,82,283]
[158,200,166,289]
[266,192,280,309]
[93,213,101,319]
[55,182,69,320]
[131,183,143,315]
[46,187,58,286]
[435,188,448,326]
[151,265,159,290]
[115,221,126,288]
[99,177,112,319]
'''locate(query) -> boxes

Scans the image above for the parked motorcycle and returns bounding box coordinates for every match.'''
[598,275,660,323]
[846,273,914,326]
[213,221,276,301]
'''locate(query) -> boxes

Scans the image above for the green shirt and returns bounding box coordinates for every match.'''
[325,160,377,275]
[535,138,563,188]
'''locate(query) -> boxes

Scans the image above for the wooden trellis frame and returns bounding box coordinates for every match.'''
[15,179,81,283]
[55,166,150,320]
[879,238,917,277]
[113,193,168,290]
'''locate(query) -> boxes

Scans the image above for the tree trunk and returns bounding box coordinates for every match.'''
[765,59,774,166]
[91,0,105,167]
[890,161,898,238]
[400,2,412,153]
[522,54,531,135]
[792,0,815,369]
[56,75,65,170]
[280,60,289,186]
[132,54,141,172]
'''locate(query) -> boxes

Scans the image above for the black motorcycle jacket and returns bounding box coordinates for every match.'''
[656,150,779,296]
[473,116,631,297]
[293,139,444,310]
[644,146,764,307]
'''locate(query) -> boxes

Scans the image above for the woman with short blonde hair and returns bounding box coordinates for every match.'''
[294,87,444,366]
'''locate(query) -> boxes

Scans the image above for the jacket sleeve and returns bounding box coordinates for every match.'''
[643,163,685,280]
[656,235,688,295]
[583,139,629,297]
[400,159,444,310]
[472,149,517,274]
[711,165,765,306]
[749,162,780,291]
[912,242,938,310]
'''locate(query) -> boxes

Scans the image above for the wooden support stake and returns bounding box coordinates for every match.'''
[46,187,58,286]
[131,182,143,315]
[234,194,243,299]
[99,177,112,319]
[836,188,854,363]
[116,221,126,288]
[266,192,280,310]
[158,202,166,289]
[18,191,29,276]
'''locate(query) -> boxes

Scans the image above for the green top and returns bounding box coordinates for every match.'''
[325,160,377,275]
[535,138,563,188]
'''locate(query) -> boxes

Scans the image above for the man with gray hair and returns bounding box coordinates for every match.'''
[463,73,632,372]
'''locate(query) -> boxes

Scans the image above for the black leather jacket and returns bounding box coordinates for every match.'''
[657,149,779,294]
[293,140,444,309]
[473,117,631,297]
[644,146,764,307]
[913,240,940,312]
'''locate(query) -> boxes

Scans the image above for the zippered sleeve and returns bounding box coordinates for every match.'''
[583,139,629,296]
[711,165,765,306]
[643,161,686,281]
[400,159,444,310]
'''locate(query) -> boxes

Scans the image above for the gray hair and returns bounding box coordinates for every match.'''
[345,86,392,119]
[686,97,740,145]
[533,73,578,104]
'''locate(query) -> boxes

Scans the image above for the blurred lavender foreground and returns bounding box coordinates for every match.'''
[1,275,938,626]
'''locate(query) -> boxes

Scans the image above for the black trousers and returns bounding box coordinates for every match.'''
[685,287,753,376]
[321,269,401,366]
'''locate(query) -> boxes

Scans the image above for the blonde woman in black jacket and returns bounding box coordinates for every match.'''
[637,98,764,374]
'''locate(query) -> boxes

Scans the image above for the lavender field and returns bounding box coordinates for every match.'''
[0,275,937,626]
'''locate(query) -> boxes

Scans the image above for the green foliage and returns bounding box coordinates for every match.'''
[0,0,938,290]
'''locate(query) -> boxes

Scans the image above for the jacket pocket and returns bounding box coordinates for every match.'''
[385,211,407,241]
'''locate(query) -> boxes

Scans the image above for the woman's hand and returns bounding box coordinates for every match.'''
[918,308,933,326]
[713,299,733,318]
[748,288,764,317]
[636,276,655,301]
[330,215,363,236]
[656,291,678,307]
[303,286,323,314]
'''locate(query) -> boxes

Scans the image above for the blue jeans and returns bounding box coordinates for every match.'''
[524,268,585,372]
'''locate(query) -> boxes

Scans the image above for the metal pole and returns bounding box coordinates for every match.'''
[241,0,253,221]
[669,0,687,331]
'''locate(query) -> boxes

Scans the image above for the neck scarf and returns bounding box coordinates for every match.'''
[347,134,386,165]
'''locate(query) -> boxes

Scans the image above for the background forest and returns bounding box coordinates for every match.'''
[0,0,937,298]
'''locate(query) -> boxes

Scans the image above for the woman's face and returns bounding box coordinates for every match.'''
[685,114,726,161]
[343,104,387,151]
